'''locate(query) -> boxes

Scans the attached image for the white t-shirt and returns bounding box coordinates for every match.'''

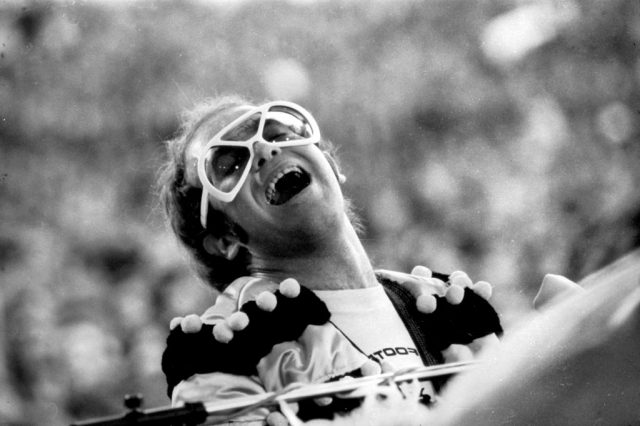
[314,284,435,398]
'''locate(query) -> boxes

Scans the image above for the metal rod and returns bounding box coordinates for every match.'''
[71,361,478,426]
[203,361,479,418]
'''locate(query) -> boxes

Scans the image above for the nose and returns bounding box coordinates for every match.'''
[252,141,281,170]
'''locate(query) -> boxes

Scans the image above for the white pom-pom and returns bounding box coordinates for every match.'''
[472,280,493,300]
[279,278,300,298]
[266,412,289,426]
[181,314,203,333]
[256,291,277,312]
[431,277,447,288]
[411,265,432,278]
[288,401,300,414]
[360,360,382,376]
[445,284,465,305]
[449,270,467,279]
[450,273,473,288]
[212,321,234,343]
[228,311,249,331]
[442,344,474,363]
[416,293,437,314]
[313,397,333,407]
[169,316,183,330]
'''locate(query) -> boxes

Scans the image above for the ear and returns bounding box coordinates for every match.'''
[203,234,242,260]
[323,152,347,184]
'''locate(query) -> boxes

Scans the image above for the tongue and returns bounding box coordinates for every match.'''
[272,171,310,205]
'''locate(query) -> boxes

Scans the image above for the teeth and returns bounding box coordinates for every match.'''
[265,165,302,203]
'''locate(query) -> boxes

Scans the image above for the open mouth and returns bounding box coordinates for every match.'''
[265,165,312,205]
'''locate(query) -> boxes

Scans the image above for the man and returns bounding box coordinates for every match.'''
[158,96,502,424]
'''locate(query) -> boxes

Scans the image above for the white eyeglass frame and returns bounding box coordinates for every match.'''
[198,101,321,229]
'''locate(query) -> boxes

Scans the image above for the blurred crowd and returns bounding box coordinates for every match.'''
[0,0,639,424]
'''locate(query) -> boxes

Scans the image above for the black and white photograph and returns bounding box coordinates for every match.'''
[0,0,639,424]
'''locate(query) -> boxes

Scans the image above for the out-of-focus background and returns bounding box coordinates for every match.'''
[0,0,638,424]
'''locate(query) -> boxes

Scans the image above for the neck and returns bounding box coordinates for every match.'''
[249,217,378,291]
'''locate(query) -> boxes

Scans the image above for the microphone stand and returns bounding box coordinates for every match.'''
[71,361,477,426]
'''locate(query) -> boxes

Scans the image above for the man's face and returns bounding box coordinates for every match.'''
[185,105,346,256]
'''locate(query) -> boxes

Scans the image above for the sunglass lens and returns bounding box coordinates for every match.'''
[205,146,251,192]
[262,106,314,142]
[221,112,261,141]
